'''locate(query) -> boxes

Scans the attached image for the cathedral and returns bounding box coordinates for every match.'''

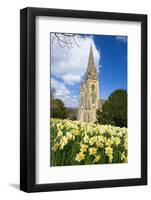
[77,46,100,123]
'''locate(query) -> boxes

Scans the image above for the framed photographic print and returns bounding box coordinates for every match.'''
[20,7,147,192]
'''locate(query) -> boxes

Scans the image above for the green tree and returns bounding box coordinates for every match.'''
[97,89,127,127]
[51,99,68,119]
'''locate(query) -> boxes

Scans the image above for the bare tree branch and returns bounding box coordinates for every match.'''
[51,33,81,49]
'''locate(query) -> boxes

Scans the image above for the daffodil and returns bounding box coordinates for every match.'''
[51,118,128,165]
[66,132,72,140]
[57,131,63,137]
[105,146,113,157]
[114,137,121,146]
[124,138,128,149]
[93,155,100,163]
[105,138,113,146]
[89,137,96,145]
[96,141,104,148]
[60,136,68,149]
[83,135,89,143]
[89,147,97,155]
[75,152,85,162]
[80,144,88,152]
[109,155,113,163]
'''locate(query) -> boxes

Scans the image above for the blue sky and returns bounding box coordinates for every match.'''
[94,35,127,100]
[51,33,127,108]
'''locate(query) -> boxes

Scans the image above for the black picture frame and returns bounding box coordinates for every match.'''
[20,7,147,192]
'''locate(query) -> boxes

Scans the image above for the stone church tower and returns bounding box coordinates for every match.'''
[78,46,100,123]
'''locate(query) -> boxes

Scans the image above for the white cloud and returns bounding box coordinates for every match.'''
[116,36,127,42]
[62,73,81,85]
[51,78,70,101]
[51,78,79,108]
[51,34,100,85]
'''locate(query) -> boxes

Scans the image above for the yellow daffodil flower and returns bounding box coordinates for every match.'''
[75,152,85,162]
[105,146,113,157]
[93,155,100,163]
[89,147,97,155]
[80,144,88,152]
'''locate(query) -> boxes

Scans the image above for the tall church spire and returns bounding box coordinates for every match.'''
[78,45,100,123]
[86,45,98,80]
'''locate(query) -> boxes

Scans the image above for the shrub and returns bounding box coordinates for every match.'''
[97,89,127,127]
